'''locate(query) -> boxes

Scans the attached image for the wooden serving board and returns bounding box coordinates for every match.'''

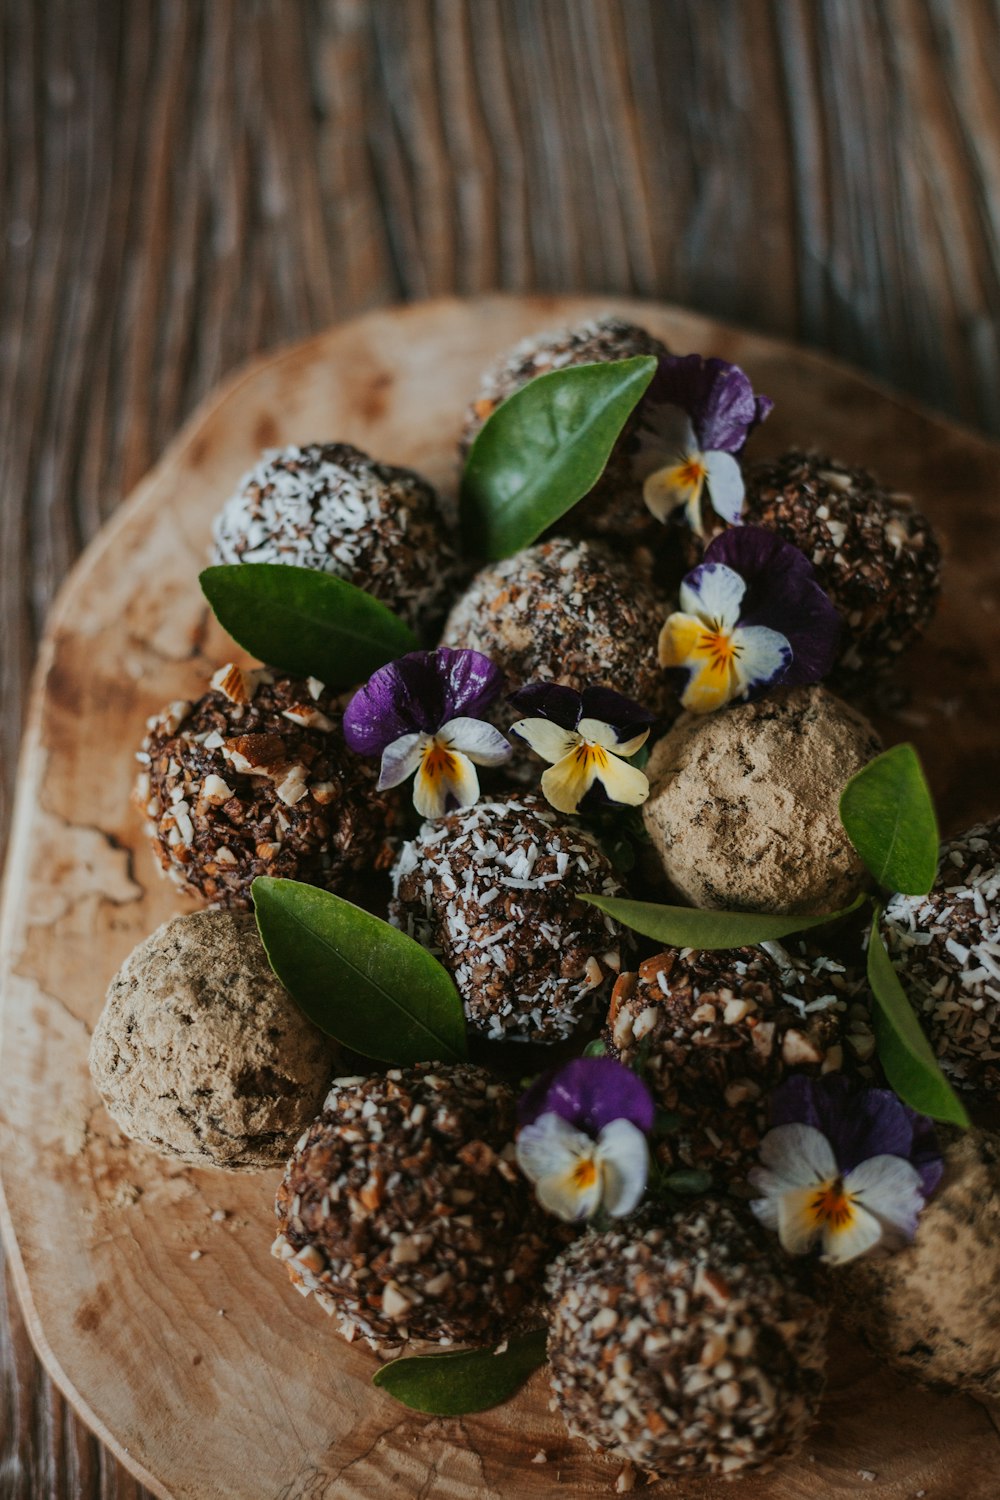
[3,296,1000,1500]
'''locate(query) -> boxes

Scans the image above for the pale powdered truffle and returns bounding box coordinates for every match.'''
[90,911,337,1170]
[642,686,880,914]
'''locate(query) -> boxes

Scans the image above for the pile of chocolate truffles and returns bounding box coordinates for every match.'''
[86,314,1000,1488]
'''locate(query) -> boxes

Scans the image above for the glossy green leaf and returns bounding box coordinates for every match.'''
[252,878,467,1066]
[200,564,418,687]
[460,356,658,559]
[839,744,939,896]
[372,1329,548,1416]
[867,916,969,1127]
[579,892,865,949]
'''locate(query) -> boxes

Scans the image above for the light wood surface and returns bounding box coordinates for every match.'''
[3,295,1000,1499]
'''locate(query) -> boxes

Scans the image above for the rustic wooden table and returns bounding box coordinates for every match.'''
[2,2,1000,1495]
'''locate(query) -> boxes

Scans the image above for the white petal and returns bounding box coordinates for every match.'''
[820,1201,884,1265]
[758,1124,838,1192]
[511,718,580,765]
[845,1155,924,1240]
[516,1112,592,1183]
[595,1119,649,1218]
[750,1194,780,1232]
[576,718,649,758]
[678,562,746,632]
[438,716,513,766]
[594,752,650,808]
[536,1167,604,1222]
[703,449,746,524]
[378,732,426,790]
[413,747,479,819]
[777,1186,826,1256]
[731,625,792,695]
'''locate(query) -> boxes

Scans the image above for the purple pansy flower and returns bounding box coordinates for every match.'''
[516,1058,654,1222]
[343,648,512,818]
[658,526,841,714]
[509,683,655,816]
[749,1075,943,1265]
[639,353,773,534]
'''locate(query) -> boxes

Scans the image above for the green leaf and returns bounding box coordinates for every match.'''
[460,356,658,559]
[579,893,866,950]
[867,916,969,1127]
[662,1168,713,1195]
[583,1038,608,1058]
[252,878,467,1066]
[200,564,418,687]
[372,1329,547,1416]
[839,744,939,896]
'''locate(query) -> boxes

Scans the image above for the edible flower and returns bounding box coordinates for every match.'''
[509,683,654,816]
[516,1058,654,1222]
[343,648,512,819]
[749,1075,943,1265]
[639,353,773,534]
[659,526,840,713]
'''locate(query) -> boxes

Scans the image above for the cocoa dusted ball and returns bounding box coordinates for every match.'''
[135,663,398,907]
[743,451,942,687]
[440,536,671,718]
[605,944,874,1182]
[210,443,459,636]
[390,793,630,1044]
[460,316,670,546]
[882,817,1000,1101]
[546,1200,828,1478]
[272,1063,556,1348]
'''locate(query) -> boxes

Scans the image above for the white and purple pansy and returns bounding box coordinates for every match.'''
[342,647,512,819]
[639,353,773,535]
[508,683,655,817]
[516,1057,655,1222]
[750,1075,943,1265]
[659,526,841,714]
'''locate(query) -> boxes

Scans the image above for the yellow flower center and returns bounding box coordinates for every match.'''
[676,456,708,490]
[572,1156,599,1191]
[573,741,610,773]
[695,627,742,671]
[808,1177,856,1232]
[421,739,459,782]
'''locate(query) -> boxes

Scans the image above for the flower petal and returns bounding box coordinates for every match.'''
[579,687,657,740]
[540,746,601,815]
[517,1057,656,1135]
[412,743,479,819]
[592,750,650,808]
[517,1113,604,1222]
[439,716,512,766]
[819,1200,884,1264]
[758,1124,838,1191]
[577,717,650,759]
[646,354,772,455]
[678,562,746,631]
[776,1185,827,1257]
[507,682,582,730]
[658,612,709,669]
[643,454,706,524]
[767,1075,942,1192]
[377,731,426,790]
[845,1155,925,1243]
[596,1119,649,1218]
[343,648,504,756]
[702,449,746,525]
[511,717,580,765]
[437,647,506,721]
[730,624,792,695]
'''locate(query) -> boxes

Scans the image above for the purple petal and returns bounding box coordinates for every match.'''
[343,648,503,757]
[701,527,841,686]
[508,681,583,731]
[518,1057,655,1137]
[580,686,656,740]
[647,354,772,455]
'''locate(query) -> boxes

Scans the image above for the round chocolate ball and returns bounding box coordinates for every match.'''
[390,793,630,1043]
[605,944,874,1182]
[743,451,942,687]
[210,443,458,636]
[90,911,337,1170]
[546,1200,827,1478]
[460,316,670,547]
[832,1130,1000,1397]
[272,1063,555,1348]
[135,664,398,907]
[642,685,881,914]
[440,536,671,717]
[882,817,1000,1100]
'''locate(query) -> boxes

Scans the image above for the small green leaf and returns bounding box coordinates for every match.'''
[583,1038,608,1058]
[460,356,658,559]
[839,744,939,896]
[372,1329,547,1416]
[579,893,865,950]
[252,878,467,1066]
[200,564,418,687]
[662,1168,713,1195]
[867,916,969,1127]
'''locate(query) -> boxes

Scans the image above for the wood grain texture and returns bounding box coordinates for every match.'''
[4,2,1000,1495]
[3,295,1000,1500]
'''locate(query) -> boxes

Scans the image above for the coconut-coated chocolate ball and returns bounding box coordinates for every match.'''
[743,451,942,687]
[135,664,398,907]
[390,793,630,1044]
[605,944,875,1183]
[546,1200,827,1478]
[643,686,880,915]
[211,443,459,636]
[832,1130,1000,1397]
[272,1063,556,1348]
[460,316,670,547]
[882,817,1000,1101]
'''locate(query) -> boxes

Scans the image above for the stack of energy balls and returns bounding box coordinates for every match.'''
[88,316,1000,1485]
